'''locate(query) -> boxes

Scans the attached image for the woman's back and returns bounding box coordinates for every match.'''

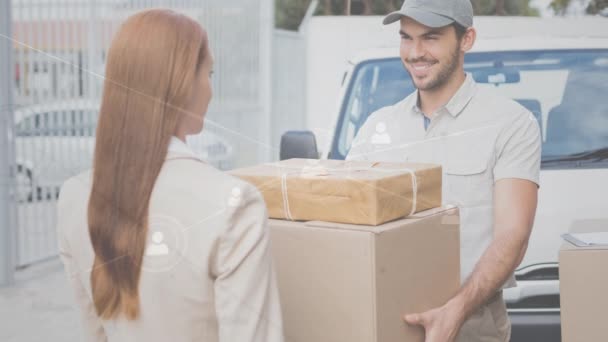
[57,147,284,341]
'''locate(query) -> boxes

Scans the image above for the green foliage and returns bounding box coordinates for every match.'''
[549,0,572,15]
[585,0,608,14]
[275,0,540,31]
[473,0,539,16]
[549,0,608,15]
[275,0,314,31]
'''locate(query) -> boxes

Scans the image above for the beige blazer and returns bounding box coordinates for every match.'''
[57,139,284,342]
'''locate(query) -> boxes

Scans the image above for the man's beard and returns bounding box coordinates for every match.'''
[406,45,460,91]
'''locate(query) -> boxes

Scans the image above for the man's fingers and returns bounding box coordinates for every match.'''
[403,313,423,326]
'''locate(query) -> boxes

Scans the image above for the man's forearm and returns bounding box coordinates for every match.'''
[447,230,529,321]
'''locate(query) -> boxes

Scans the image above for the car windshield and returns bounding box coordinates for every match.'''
[333,49,608,169]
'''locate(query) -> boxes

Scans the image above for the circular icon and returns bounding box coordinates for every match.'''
[228,187,242,207]
[141,214,188,273]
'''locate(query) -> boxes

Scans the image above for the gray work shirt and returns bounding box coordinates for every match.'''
[346,74,541,288]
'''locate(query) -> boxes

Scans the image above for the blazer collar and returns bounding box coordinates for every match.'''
[167,136,198,159]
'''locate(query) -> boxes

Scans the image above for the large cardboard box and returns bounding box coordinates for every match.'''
[231,158,442,226]
[559,225,608,342]
[269,206,460,342]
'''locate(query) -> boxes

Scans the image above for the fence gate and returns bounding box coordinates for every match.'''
[9,0,272,268]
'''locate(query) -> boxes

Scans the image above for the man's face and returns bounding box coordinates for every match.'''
[399,17,463,91]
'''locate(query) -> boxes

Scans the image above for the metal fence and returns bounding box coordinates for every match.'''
[1,0,17,286]
[6,0,273,269]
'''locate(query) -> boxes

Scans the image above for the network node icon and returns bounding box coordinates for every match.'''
[371,122,391,145]
[228,187,242,207]
[145,231,170,256]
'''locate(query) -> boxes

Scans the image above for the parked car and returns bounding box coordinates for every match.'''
[13,100,98,202]
[281,20,608,341]
[13,100,234,202]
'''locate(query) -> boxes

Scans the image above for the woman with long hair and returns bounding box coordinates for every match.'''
[57,9,283,341]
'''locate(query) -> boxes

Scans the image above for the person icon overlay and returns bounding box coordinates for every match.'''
[371,122,391,145]
[146,231,170,256]
[228,187,242,207]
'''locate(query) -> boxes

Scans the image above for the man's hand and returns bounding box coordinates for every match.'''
[403,301,465,342]
[404,179,538,341]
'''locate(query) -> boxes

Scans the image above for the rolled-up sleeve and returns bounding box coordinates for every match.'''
[212,184,284,342]
[493,111,542,187]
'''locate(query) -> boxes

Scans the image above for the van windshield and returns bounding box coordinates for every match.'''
[332,49,608,169]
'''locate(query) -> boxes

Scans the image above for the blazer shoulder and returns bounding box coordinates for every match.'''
[161,158,262,202]
[58,169,93,204]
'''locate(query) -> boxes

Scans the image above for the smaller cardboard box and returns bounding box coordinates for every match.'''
[269,206,460,342]
[559,225,608,342]
[230,158,442,226]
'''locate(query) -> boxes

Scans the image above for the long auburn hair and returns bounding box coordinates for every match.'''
[88,9,208,320]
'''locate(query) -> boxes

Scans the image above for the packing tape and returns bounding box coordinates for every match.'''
[266,161,419,221]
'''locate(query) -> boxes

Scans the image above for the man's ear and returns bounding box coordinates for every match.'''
[461,27,476,53]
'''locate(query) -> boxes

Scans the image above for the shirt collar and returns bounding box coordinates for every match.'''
[444,73,476,117]
[408,73,477,118]
[167,136,196,157]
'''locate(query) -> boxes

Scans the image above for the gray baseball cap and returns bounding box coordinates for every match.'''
[383,0,474,28]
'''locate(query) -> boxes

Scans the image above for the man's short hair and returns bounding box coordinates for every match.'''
[453,22,468,41]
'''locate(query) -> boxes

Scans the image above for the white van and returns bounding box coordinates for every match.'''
[280,17,608,340]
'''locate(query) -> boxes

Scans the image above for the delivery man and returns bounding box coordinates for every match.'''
[346,0,541,341]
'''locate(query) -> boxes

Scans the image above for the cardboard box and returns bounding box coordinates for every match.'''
[231,158,442,226]
[269,206,460,342]
[559,224,608,342]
